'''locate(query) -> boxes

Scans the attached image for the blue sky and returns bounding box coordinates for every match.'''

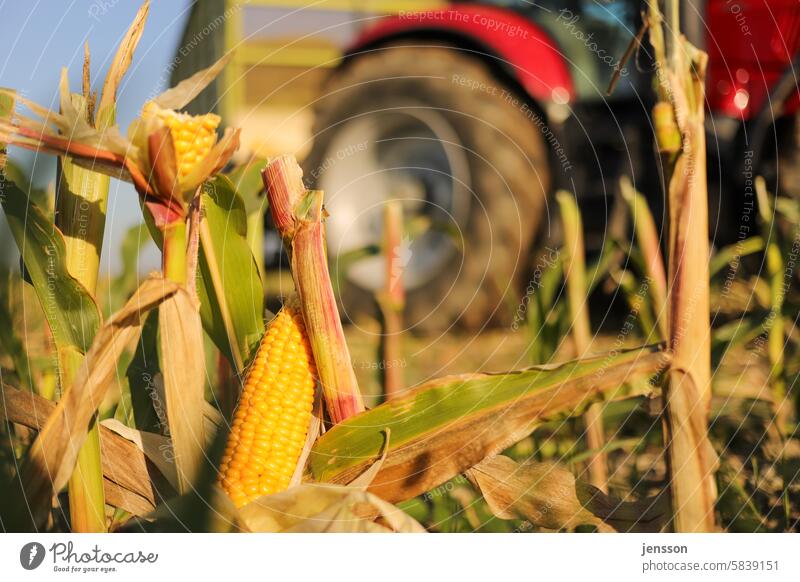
[0,0,193,274]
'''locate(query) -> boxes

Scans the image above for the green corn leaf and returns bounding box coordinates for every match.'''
[309,344,669,503]
[224,159,269,285]
[225,158,268,216]
[525,248,565,365]
[0,178,100,355]
[0,159,49,209]
[709,236,765,279]
[198,175,265,372]
[55,95,112,297]
[716,460,766,532]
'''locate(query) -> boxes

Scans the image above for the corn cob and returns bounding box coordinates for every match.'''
[143,103,220,180]
[218,300,317,507]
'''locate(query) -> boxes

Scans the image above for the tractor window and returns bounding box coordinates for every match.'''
[475,0,642,99]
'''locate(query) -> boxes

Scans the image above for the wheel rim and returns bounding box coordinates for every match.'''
[317,107,471,292]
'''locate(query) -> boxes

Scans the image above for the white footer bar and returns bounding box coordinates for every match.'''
[1,533,798,581]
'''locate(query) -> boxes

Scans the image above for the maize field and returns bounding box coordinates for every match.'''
[0,0,798,537]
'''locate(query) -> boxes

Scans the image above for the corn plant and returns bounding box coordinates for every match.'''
[646,0,717,532]
[557,191,608,491]
[377,200,406,401]
[754,177,792,430]
[0,1,249,529]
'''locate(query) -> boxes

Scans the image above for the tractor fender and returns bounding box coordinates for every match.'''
[345,4,574,106]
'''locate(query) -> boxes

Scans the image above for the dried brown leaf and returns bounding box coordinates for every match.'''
[101,419,176,491]
[289,395,323,488]
[100,403,222,493]
[236,483,424,533]
[1,382,171,519]
[158,287,206,493]
[468,455,670,532]
[152,52,232,111]
[98,0,149,120]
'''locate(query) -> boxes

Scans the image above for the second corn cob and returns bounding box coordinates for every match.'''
[142,103,220,180]
[218,299,316,507]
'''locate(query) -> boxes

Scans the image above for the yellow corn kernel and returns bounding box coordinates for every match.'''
[218,300,316,508]
[143,104,220,180]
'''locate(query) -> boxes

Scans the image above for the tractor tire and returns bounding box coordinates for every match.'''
[305,43,551,333]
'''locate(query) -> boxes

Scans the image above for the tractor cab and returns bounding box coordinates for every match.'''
[480,0,645,99]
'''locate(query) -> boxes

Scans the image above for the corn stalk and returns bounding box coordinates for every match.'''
[55,7,149,529]
[0,0,242,518]
[557,191,607,491]
[0,4,149,531]
[378,200,405,400]
[147,137,207,494]
[57,89,110,533]
[648,0,717,532]
[262,155,365,423]
[755,177,788,430]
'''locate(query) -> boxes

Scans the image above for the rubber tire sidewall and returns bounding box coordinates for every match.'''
[305,43,552,333]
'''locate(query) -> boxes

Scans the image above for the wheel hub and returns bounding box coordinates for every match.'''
[319,107,471,292]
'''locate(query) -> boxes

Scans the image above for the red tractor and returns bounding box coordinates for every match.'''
[301,0,800,331]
